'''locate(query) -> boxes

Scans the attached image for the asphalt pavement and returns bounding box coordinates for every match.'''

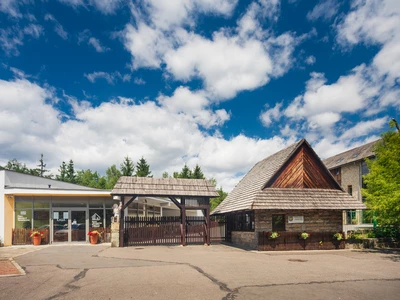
[0,244,399,299]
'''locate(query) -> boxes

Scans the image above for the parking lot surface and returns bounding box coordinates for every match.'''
[0,244,399,299]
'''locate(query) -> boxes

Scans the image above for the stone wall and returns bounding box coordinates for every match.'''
[255,209,343,233]
[340,162,366,225]
[231,231,257,249]
[341,163,361,201]
[111,221,120,247]
[230,210,342,250]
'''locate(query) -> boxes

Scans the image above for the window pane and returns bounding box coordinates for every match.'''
[15,209,32,229]
[34,210,50,228]
[105,200,115,208]
[15,199,33,209]
[33,197,50,208]
[52,197,87,207]
[272,214,285,231]
[89,209,104,228]
[105,209,113,227]
[89,199,104,208]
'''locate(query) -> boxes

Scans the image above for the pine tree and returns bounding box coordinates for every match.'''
[191,164,205,179]
[179,164,192,178]
[66,160,76,183]
[120,156,134,176]
[135,157,152,177]
[37,154,49,177]
[57,161,67,181]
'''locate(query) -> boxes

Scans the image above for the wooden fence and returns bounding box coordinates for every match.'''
[258,231,345,251]
[124,216,227,246]
[12,228,50,245]
[210,217,227,242]
[124,216,182,246]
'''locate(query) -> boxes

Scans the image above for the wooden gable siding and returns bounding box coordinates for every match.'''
[268,144,339,189]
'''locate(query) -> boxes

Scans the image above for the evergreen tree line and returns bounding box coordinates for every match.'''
[0,155,227,209]
[0,155,152,190]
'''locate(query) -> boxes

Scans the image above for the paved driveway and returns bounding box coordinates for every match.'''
[0,244,399,299]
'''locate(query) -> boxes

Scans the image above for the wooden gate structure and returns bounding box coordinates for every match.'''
[111,177,219,247]
[124,215,227,246]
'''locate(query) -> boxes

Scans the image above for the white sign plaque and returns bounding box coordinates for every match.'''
[53,212,59,220]
[288,216,304,224]
[63,212,69,219]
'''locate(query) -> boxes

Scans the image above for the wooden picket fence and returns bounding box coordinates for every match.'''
[124,216,227,246]
[258,231,345,251]
[12,228,50,245]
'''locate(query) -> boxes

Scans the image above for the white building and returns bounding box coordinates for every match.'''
[0,170,194,246]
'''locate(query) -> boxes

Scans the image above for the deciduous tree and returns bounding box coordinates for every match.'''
[363,123,400,226]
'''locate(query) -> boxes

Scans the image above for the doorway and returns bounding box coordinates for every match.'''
[52,209,87,243]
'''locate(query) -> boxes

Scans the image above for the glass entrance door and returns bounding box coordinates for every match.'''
[52,210,87,242]
[53,210,69,242]
[71,211,86,242]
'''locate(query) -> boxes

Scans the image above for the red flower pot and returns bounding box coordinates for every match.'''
[32,235,41,246]
[90,235,99,245]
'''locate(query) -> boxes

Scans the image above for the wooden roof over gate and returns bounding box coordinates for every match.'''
[212,139,366,214]
[111,177,218,197]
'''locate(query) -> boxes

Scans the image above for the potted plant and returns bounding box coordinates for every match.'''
[333,232,344,241]
[299,232,310,240]
[30,231,43,246]
[87,230,101,244]
[267,232,280,239]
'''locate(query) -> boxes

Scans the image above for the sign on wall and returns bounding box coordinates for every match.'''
[288,216,304,223]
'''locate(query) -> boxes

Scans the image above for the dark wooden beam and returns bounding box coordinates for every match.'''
[181,197,186,246]
[168,196,182,209]
[122,195,137,210]
[185,205,210,210]
[119,196,125,247]
[205,202,210,245]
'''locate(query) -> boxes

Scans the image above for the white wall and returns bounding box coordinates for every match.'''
[0,171,5,245]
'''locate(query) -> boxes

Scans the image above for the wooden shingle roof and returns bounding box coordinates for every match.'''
[253,188,366,210]
[111,177,218,197]
[212,139,366,214]
[323,139,379,169]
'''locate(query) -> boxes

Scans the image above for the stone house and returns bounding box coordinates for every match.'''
[211,139,366,250]
[323,139,380,232]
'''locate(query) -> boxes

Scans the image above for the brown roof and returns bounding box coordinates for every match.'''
[323,139,380,169]
[212,139,366,214]
[111,177,218,197]
[252,188,366,210]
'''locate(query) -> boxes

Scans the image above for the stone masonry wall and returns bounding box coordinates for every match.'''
[231,231,257,249]
[255,210,343,233]
[340,162,364,225]
[230,210,343,250]
[341,163,362,201]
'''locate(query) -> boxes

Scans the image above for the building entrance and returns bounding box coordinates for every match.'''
[53,209,87,242]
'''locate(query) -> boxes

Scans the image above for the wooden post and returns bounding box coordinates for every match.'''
[181,198,186,246]
[119,196,125,247]
[205,205,210,245]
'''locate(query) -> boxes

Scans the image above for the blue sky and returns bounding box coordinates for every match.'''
[0,0,399,191]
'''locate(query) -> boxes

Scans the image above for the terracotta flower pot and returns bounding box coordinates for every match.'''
[90,235,99,245]
[32,235,41,246]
